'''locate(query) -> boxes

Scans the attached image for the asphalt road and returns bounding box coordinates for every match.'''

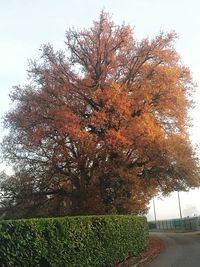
[147,232,200,267]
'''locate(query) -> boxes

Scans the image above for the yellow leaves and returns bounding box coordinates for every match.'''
[88,82,132,131]
[139,113,164,140]
[124,113,164,147]
[131,62,191,135]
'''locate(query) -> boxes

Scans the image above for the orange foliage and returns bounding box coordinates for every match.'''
[1,11,199,217]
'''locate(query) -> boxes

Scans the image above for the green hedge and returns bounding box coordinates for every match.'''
[0,215,148,267]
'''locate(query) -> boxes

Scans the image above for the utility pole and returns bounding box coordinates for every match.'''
[153,197,157,224]
[177,191,182,219]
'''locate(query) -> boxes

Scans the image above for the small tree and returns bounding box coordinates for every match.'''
[1,11,199,217]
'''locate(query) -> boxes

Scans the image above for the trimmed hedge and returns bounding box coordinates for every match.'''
[0,215,148,267]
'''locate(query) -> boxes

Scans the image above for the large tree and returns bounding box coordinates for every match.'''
[1,12,199,217]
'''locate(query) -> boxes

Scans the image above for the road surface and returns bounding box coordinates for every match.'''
[147,232,200,267]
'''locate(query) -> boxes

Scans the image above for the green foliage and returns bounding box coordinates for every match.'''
[0,215,148,267]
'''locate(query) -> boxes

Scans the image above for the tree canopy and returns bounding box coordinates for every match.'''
[1,12,199,218]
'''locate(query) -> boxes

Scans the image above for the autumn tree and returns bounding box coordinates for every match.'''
[1,11,199,218]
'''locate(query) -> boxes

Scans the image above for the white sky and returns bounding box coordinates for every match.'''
[1,0,200,220]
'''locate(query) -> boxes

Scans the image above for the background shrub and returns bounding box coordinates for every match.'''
[0,215,148,267]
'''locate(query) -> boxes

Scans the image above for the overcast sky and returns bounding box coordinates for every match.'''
[1,0,200,220]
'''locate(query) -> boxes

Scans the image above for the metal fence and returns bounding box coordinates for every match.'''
[148,216,200,232]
